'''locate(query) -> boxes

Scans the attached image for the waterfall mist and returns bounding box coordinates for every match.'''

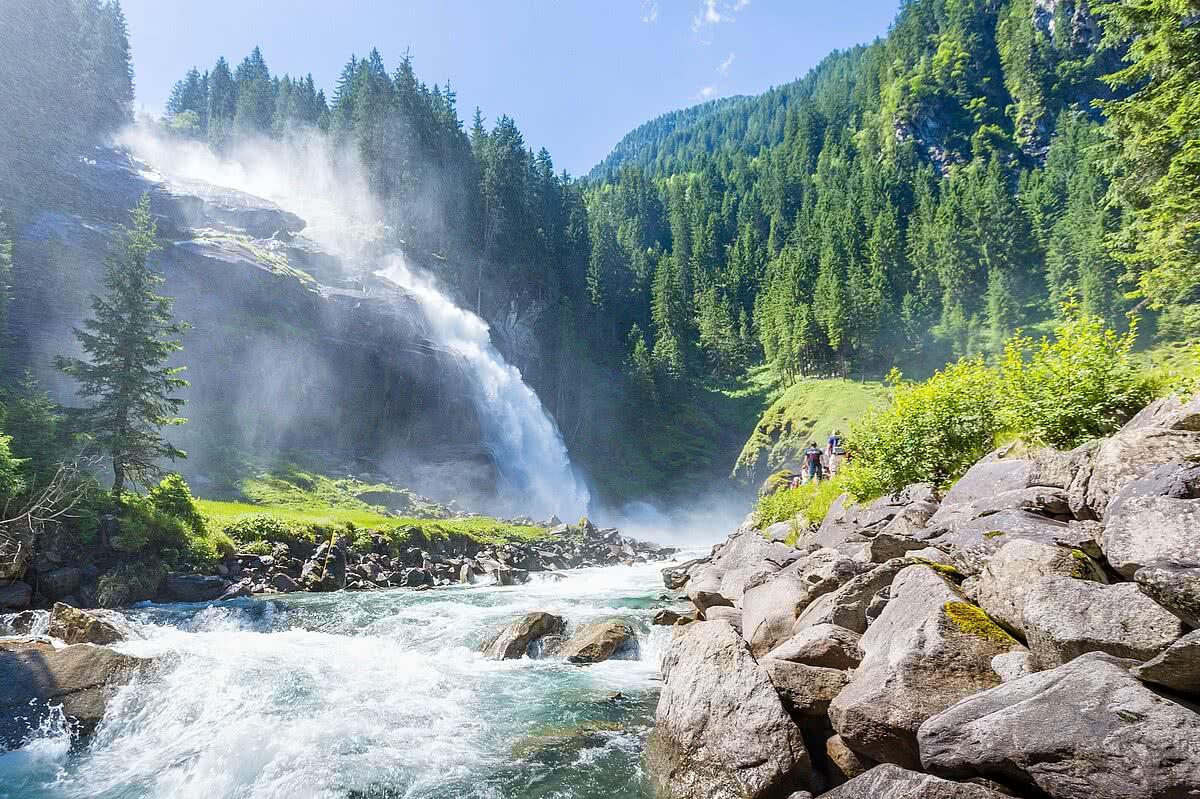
[117,123,590,520]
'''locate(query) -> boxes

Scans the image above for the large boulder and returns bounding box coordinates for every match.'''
[684,529,803,611]
[925,457,1034,531]
[1131,629,1200,699]
[976,540,1105,636]
[1020,577,1186,668]
[163,572,231,603]
[742,549,869,656]
[0,640,148,746]
[1076,395,1200,518]
[1135,562,1200,628]
[820,764,1011,799]
[481,612,566,660]
[919,652,1200,799]
[648,620,814,799]
[559,620,637,664]
[299,540,348,592]
[764,623,863,670]
[827,566,1020,769]
[1103,496,1200,580]
[48,602,124,645]
[794,557,911,635]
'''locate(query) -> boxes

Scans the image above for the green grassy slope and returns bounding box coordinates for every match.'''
[733,378,888,483]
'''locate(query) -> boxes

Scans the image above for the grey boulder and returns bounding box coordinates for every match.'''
[481,611,566,660]
[1103,494,1200,579]
[976,539,1105,636]
[820,764,1011,799]
[685,528,802,611]
[1135,562,1200,628]
[764,623,863,670]
[761,658,849,716]
[1021,577,1187,668]
[827,566,1020,769]
[1131,629,1200,699]
[163,572,231,602]
[0,580,31,609]
[919,652,1200,799]
[648,620,813,799]
[794,557,911,635]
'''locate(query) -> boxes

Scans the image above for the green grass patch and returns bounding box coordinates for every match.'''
[754,476,846,529]
[191,229,318,288]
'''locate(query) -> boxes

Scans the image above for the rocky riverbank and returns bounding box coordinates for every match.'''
[650,394,1200,798]
[0,517,676,609]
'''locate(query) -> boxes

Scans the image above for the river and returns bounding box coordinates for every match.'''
[0,555,699,799]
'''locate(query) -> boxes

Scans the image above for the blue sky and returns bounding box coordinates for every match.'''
[123,0,901,175]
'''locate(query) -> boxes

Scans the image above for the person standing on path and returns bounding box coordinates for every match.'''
[803,442,824,484]
[827,429,846,476]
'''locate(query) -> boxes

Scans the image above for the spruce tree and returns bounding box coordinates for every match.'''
[55,194,189,496]
[0,210,11,375]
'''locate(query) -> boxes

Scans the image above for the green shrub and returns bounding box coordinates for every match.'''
[844,360,1002,501]
[238,539,273,556]
[999,304,1154,448]
[112,476,234,570]
[0,431,25,501]
[149,473,205,534]
[97,560,168,608]
[755,477,846,528]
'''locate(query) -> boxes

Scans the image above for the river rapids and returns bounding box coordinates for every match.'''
[0,556,698,799]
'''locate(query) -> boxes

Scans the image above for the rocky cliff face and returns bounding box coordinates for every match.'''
[9,146,495,500]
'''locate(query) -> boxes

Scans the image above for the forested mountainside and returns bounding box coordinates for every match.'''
[1,0,1197,503]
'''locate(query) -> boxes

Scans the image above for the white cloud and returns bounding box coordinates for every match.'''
[691,0,750,32]
[719,52,736,75]
[700,85,716,98]
[642,1,658,23]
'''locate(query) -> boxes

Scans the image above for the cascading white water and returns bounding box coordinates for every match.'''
[0,558,692,799]
[118,125,590,520]
[378,256,590,520]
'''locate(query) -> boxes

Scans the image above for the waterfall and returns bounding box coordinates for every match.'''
[378,255,590,520]
[118,125,590,520]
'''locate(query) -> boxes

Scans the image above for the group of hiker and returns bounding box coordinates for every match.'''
[789,430,847,489]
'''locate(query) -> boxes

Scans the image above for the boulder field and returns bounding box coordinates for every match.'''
[650,394,1200,798]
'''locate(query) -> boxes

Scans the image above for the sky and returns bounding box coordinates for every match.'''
[122,0,901,176]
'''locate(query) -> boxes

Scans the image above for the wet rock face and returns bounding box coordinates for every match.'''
[560,620,637,664]
[163,573,230,603]
[48,602,124,645]
[480,612,566,661]
[0,640,149,747]
[649,620,814,799]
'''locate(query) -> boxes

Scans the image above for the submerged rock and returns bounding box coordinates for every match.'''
[560,620,637,664]
[480,612,566,660]
[648,620,814,799]
[163,572,230,603]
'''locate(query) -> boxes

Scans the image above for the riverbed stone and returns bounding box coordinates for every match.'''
[0,580,32,609]
[38,566,81,600]
[1021,576,1187,668]
[481,612,566,660]
[1135,562,1200,628]
[648,620,814,799]
[761,659,849,716]
[793,557,910,635]
[652,608,695,626]
[827,566,1020,769]
[918,651,1200,799]
[684,528,803,611]
[821,764,1011,799]
[702,606,743,633]
[560,620,637,664]
[48,602,124,645]
[1131,629,1200,698]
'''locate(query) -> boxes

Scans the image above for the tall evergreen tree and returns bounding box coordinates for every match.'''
[55,194,189,496]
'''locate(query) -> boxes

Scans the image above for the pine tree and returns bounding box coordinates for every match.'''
[55,194,189,496]
[206,56,236,148]
[233,46,274,135]
[0,210,11,375]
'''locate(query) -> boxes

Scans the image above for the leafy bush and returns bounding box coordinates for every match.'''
[999,304,1153,448]
[97,560,167,608]
[844,360,1002,501]
[0,431,25,501]
[237,539,273,556]
[843,308,1162,501]
[755,477,846,528]
[111,475,234,570]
